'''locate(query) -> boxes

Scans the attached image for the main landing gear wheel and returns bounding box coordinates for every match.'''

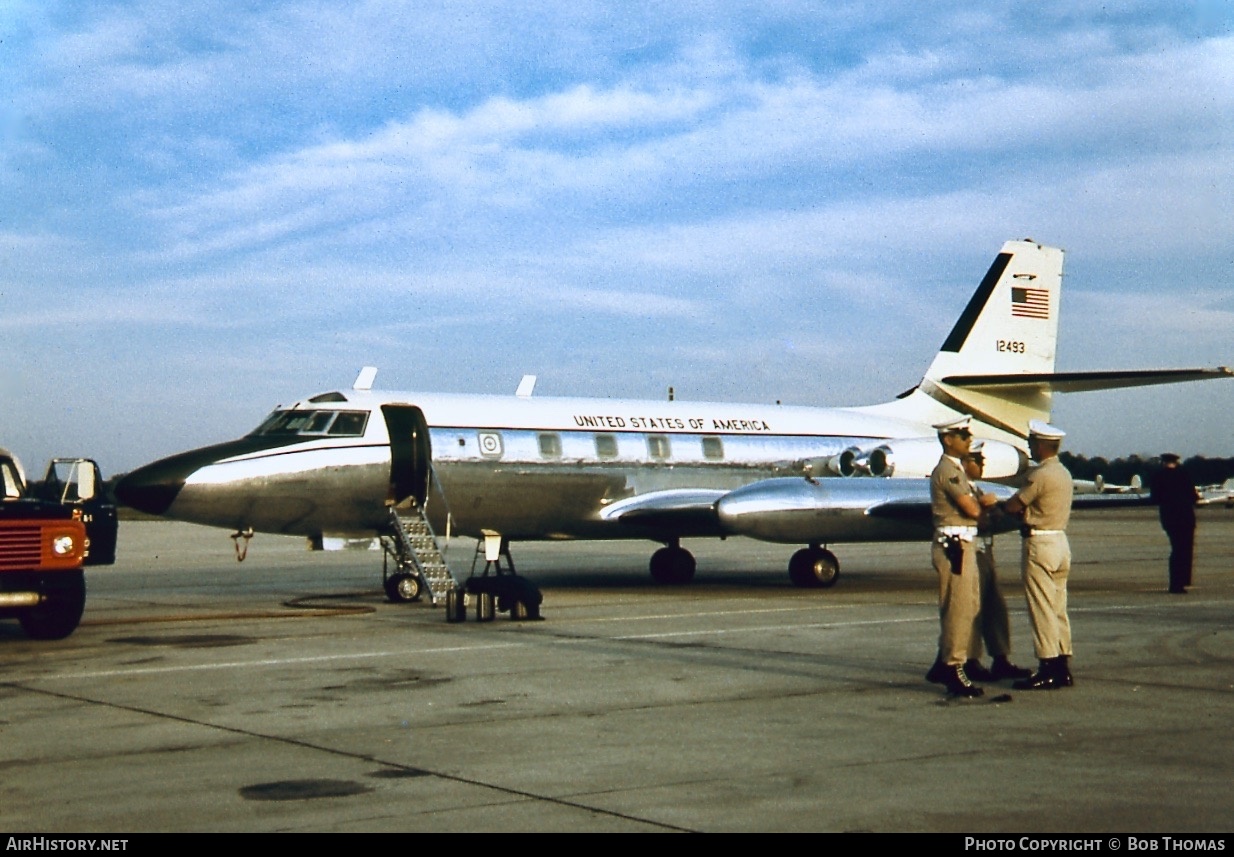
[788,547,840,588]
[384,572,423,603]
[649,545,696,585]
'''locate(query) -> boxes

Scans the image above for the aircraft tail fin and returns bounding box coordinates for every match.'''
[858,239,1233,444]
[916,238,1066,438]
[856,239,1065,443]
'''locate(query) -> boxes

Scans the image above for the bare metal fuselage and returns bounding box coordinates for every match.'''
[117,389,949,545]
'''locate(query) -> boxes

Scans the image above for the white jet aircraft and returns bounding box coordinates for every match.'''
[116,239,1231,602]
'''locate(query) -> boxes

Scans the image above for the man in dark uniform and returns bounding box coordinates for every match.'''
[1003,420,1075,691]
[1150,453,1200,594]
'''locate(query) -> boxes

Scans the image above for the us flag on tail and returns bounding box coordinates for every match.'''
[1011,286,1049,319]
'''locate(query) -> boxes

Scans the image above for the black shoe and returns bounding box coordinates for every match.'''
[1054,655,1074,687]
[942,665,984,698]
[989,656,1032,681]
[925,657,947,684]
[1014,658,1063,691]
[963,659,996,682]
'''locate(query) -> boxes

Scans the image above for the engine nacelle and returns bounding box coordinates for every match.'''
[866,437,1027,479]
[801,446,864,478]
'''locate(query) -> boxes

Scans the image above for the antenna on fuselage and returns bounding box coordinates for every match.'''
[353,366,378,391]
[516,375,537,397]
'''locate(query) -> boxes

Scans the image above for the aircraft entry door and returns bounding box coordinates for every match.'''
[382,405,432,506]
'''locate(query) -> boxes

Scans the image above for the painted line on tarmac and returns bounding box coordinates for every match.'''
[15,609,921,683]
[613,614,931,641]
[15,641,525,683]
[14,596,1206,684]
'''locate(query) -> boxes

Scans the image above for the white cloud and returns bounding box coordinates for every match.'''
[5,3,1234,470]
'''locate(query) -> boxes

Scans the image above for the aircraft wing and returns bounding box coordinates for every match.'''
[602,489,730,536]
[713,475,1160,546]
[941,367,1233,396]
[862,482,1020,533]
[866,488,1155,520]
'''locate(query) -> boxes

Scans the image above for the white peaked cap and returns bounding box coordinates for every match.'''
[933,415,972,434]
[1028,419,1065,440]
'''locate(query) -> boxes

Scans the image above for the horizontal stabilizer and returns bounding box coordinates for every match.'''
[942,367,1232,396]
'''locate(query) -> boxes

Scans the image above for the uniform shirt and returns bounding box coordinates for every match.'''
[930,455,978,528]
[1011,455,1073,530]
[970,481,997,543]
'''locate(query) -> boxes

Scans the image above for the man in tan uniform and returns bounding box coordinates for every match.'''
[1003,419,1075,690]
[927,416,997,697]
[926,441,1030,685]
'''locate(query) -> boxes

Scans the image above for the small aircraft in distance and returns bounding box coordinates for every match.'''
[1198,478,1234,507]
[1073,474,1144,496]
[116,239,1232,602]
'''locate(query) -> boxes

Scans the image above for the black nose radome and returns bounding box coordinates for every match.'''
[116,436,305,516]
[115,458,190,516]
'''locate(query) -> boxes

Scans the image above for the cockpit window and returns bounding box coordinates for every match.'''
[305,412,334,433]
[329,412,368,436]
[250,410,369,438]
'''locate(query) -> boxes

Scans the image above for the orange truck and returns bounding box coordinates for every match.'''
[1,449,116,639]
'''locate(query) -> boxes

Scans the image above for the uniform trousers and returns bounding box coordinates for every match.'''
[1021,532,1072,659]
[971,542,1012,661]
[932,538,981,667]
[1163,520,1195,591]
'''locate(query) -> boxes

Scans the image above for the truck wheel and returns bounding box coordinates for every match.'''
[20,571,86,640]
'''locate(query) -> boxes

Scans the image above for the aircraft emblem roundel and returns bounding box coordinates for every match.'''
[478,432,503,458]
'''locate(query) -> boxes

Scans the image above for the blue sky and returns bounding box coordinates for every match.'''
[3,2,1232,477]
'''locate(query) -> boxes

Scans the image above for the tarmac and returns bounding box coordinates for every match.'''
[2,507,1231,833]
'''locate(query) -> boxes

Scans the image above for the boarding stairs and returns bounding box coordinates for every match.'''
[385,498,458,606]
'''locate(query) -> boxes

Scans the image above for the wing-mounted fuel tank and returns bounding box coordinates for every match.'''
[715,476,1018,544]
[865,436,1026,479]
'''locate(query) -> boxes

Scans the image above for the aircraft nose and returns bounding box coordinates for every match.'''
[115,436,292,518]
[114,452,207,516]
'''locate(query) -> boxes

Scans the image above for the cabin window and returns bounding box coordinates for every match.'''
[702,436,724,460]
[647,435,671,460]
[538,432,562,459]
[595,434,618,459]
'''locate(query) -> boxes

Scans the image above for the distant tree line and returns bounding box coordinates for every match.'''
[1060,452,1234,488]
